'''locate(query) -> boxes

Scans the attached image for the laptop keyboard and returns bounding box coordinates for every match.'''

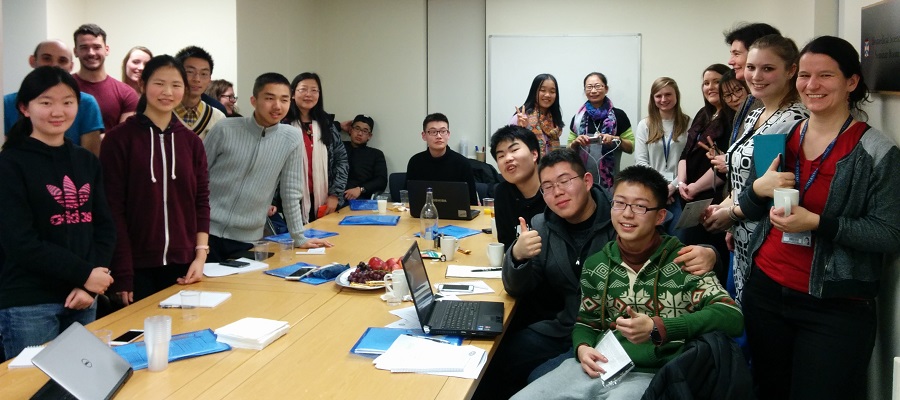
[437,302,478,329]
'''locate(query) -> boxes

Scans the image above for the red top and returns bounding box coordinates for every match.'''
[756,121,866,292]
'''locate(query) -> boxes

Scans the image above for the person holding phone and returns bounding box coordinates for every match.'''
[0,66,115,360]
[737,36,900,399]
[101,55,210,305]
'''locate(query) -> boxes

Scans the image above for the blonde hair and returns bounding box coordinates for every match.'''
[645,77,690,144]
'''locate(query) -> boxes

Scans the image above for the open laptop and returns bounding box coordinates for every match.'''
[407,180,481,221]
[31,321,133,400]
[400,241,503,337]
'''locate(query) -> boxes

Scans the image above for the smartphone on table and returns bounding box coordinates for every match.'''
[285,266,318,281]
[110,330,144,346]
[437,283,475,293]
[220,260,250,268]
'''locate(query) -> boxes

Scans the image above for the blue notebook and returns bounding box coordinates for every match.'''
[350,327,463,358]
[338,215,400,226]
[113,329,230,370]
[752,133,787,178]
[349,199,379,211]
[413,225,481,239]
[264,229,338,241]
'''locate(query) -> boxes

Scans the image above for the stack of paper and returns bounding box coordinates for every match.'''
[8,346,43,369]
[215,318,289,350]
[373,334,486,379]
[350,327,463,357]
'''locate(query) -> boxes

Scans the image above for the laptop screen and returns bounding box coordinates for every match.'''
[400,241,437,324]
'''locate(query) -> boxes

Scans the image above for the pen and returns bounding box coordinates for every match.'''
[159,305,183,309]
[472,267,502,272]
[403,333,450,344]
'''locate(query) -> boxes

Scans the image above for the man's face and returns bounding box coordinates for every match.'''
[611,182,666,244]
[421,121,449,152]
[494,139,538,185]
[74,34,108,72]
[539,162,593,222]
[728,40,748,81]
[29,41,74,72]
[183,57,212,99]
[250,83,291,126]
[350,122,373,146]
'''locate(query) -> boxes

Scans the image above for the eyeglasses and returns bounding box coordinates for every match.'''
[722,86,745,101]
[584,84,606,92]
[296,88,320,95]
[425,129,450,137]
[220,95,238,101]
[540,174,584,196]
[611,200,663,215]
[185,69,210,79]
[351,125,371,134]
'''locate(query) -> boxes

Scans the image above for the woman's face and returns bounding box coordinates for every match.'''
[143,66,185,115]
[653,86,677,114]
[721,80,747,111]
[125,50,151,84]
[536,79,557,111]
[219,86,236,114]
[584,75,607,105]
[796,52,859,116]
[19,83,78,139]
[701,70,722,108]
[745,47,796,104]
[294,78,320,113]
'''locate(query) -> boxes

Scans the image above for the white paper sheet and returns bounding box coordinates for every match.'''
[203,258,268,277]
[445,265,502,279]
[435,280,494,296]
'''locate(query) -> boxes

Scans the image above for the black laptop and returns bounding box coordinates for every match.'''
[400,241,503,337]
[407,180,481,221]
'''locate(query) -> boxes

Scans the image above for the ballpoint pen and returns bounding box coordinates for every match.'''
[159,305,184,309]
[471,267,502,272]
[403,333,450,344]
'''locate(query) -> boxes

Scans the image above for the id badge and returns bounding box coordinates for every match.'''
[662,172,674,182]
[782,231,812,247]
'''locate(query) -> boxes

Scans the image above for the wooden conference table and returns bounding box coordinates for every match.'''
[0,207,515,399]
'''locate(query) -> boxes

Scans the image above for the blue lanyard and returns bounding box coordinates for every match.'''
[661,129,673,165]
[794,116,853,201]
[731,95,755,144]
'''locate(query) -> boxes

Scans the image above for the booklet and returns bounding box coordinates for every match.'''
[113,329,231,370]
[595,330,635,384]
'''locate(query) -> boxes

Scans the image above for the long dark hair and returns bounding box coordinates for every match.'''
[4,66,81,150]
[135,55,187,115]
[520,73,564,130]
[286,72,334,146]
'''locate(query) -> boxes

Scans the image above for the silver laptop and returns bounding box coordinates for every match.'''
[401,241,503,337]
[31,321,133,400]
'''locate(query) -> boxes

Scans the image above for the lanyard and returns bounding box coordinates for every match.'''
[731,95,755,144]
[794,116,853,201]
[661,129,673,165]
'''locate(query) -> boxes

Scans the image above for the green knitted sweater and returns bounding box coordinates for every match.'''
[572,235,743,372]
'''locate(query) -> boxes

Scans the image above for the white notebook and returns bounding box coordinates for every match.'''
[8,345,44,369]
[159,291,232,308]
[373,334,485,374]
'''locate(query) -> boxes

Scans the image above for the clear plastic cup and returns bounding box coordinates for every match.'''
[144,315,172,372]
[180,290,200,320]
[277,238,294,262]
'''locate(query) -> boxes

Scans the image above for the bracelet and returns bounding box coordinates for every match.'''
[728,205,743,222]
[195,245,210,254]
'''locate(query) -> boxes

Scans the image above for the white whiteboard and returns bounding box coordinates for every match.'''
[487,35,642,157]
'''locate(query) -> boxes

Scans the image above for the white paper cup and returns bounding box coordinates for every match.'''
[377,199,388,214]
[487,242,504,268]
[144,315,172,372]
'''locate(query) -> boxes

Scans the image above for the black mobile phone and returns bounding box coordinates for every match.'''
[110,329,144,346]
[285,266,317,281]
[438,284,475,293]
[221,260,250,268]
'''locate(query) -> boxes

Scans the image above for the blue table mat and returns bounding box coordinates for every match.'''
[413,225,481,239]
[338,215,400,226]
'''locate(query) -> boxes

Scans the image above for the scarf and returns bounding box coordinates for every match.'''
[578,97,618,188]
[293,120,329,224]
[526,110,561,155]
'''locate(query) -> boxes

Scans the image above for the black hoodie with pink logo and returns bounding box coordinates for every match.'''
[0,137,115,309]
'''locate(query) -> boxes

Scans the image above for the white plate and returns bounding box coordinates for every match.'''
[336,268,385,290]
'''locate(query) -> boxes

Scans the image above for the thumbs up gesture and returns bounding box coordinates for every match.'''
[751,155,796,199]
[511,217,542,261]
[614,306,654,344]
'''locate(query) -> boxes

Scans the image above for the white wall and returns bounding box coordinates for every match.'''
[2,0,48,91]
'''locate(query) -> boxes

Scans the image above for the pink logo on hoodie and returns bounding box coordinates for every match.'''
[46,176,92,225]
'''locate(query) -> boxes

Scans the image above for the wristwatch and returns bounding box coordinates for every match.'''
[650,322,663,345]
[359,187,366,194]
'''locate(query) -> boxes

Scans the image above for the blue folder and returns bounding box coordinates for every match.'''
[413,225,481,239]
[350,327,463,358]
[752,133,787,178]
[264,228,338,241]
[338,215,400,226]
[265,262,348,285]
[349,199,379,211]
[113,329,230,370]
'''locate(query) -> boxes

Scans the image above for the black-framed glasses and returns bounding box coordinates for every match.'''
[540,174,584,196]
[351,125,372,134]
[425,129,450,137]
[611,200,663,215]
[722,86,745,101]
[220,95,237,101]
